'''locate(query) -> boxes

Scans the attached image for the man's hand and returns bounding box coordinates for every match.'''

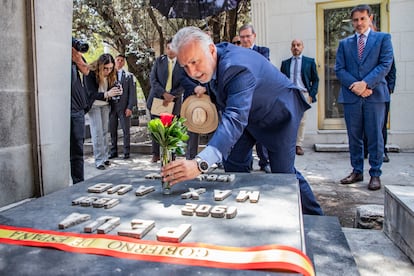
[194,85,207,97]
[163,92,175,105]
[360,88,373,98]
[125,108,132,117]
[349,81,368,95]
[161,159,201,186]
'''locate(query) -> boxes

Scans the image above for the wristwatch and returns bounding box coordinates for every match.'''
[195,157,209,173]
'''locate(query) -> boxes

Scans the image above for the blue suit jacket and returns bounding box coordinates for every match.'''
[280,56,319,102]
[335,31,393,104]
[207,43,310,159]
[252,45,270,61]
[147,55,185,115]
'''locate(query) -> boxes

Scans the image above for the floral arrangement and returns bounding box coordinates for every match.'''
[147,113,189,156]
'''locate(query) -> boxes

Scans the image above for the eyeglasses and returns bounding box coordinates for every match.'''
[239,34,252,39]
[232,41,241,45]
[103,66,114,71]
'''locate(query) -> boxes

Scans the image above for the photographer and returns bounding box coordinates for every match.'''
[70,38,90,184]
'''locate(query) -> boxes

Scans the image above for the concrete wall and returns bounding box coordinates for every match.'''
[0,0,72,207]
[252,0,414,149]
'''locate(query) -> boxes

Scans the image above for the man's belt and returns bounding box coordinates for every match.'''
[0,224,315,276]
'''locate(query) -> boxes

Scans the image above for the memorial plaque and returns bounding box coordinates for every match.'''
[0,171,305,275]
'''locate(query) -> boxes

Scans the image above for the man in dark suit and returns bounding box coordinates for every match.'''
[162,26,323,215]
[280,39,319,155]
[239,23,271,173]
[147,38,185,162]
[109,54,137,160]
[335,4,394,190]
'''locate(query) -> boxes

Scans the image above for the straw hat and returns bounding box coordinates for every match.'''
[180,94,218,134]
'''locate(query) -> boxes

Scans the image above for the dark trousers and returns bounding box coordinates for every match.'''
[150,114,160,157]
[109,105,132,156]
[70,111,85,184]
[186,131,200,160]
[256,142,269,168]
[343,100,386,177]
[223,128,323,216]
[364,101,390,156]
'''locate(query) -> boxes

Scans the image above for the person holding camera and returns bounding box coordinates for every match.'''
[85,53,122,170]
[70,39,90,183]
[108,54,137,160]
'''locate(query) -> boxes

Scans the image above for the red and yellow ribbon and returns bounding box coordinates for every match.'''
[0,224,314,276]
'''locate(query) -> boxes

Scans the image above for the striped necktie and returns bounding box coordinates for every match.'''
[358,34,365,60]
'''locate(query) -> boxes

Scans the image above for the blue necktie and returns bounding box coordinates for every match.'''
[293,57,298,85]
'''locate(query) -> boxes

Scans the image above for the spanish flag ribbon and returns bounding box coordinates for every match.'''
[0,224,314,276]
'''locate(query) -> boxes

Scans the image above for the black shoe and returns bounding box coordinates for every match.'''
[123,153,130,159]
[109,153,118,159]
[104,161,110,166]
[260,165,272,174]
[383,153,390,163]
[151,155,160,163]
[97,165,105,170]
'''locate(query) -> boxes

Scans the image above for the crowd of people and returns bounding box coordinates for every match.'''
[71,4,394,215]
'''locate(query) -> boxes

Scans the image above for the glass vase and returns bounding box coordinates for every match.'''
[160,146,172,195]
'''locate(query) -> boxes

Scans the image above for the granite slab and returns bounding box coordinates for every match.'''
[0,170,304,275]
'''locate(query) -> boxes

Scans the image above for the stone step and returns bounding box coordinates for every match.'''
[314,143,400,152]
[303,215,359,276]
[384,185,414,263]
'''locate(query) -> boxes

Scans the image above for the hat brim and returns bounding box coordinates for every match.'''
[181,95,218,134]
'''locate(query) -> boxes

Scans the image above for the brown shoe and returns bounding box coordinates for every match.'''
[151,155,160,163]
[340,172,363,184]
[368,176,381,191]
[296,146,304,155]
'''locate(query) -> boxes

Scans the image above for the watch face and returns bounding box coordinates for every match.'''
[199,161,209,171]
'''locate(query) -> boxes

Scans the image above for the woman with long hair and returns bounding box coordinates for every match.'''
[85,53,122,170]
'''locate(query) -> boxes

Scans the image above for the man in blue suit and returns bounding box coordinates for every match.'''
[281,39,319,155]
[335,4,394,190]
[162,26,323,215]
[147,38,185,162]
[239,23,271,173]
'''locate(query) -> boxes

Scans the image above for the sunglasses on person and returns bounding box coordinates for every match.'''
[232,41,241,45]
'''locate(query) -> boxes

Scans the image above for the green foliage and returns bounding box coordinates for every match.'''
[72,0,251,99]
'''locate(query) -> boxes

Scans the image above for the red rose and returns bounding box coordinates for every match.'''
[160,113,175,127]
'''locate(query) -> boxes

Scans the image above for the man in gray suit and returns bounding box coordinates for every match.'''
[109,54,137,160]
[335,4,394,190]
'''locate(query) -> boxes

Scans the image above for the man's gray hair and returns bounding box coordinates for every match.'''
[239,23,255,34]
[171,26,213,54]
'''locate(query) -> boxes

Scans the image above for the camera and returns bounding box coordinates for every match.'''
[112,81,122,101]
[72,37,89,53]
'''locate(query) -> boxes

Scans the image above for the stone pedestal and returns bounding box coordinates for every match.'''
[384,185,414,263]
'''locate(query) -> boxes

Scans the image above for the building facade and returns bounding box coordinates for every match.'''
[252,0,414,148]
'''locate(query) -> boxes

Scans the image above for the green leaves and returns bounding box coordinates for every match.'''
[147,115,188,155]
